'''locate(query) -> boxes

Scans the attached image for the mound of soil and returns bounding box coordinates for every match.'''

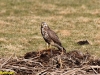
[0,48,100,75]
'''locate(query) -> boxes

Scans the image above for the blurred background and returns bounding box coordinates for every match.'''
[0,0,100,57]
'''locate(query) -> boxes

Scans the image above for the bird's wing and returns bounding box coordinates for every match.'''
[48,29,62,46]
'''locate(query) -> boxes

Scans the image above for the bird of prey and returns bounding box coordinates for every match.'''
[41,22,66,53]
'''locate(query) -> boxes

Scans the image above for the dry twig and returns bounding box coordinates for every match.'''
[0,53,15,68]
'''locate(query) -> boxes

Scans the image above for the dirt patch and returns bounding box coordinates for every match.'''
[0,49,100,75]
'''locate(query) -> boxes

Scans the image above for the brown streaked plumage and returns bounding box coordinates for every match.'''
[41,22,66,53]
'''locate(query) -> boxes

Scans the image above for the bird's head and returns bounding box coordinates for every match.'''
[41,22,50,30]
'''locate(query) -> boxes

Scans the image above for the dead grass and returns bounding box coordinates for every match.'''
[0,0,100,57]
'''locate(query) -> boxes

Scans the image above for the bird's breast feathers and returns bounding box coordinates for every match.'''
[42,28,49,38]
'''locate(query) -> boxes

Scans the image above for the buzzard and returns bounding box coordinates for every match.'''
[41,22,66,53]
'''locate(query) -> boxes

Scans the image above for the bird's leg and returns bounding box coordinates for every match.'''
[46,43,53,56]
[50,41,55,56]
[49,44,51,50]
[46,43,49,50]
[48,44,53,56]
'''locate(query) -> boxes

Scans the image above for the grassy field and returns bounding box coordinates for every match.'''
[0,0,100,57]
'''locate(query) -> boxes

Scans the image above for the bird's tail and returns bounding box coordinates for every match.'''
[53,43,66,53]
[57,46,66,53]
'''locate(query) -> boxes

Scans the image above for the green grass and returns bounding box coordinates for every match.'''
[0,0,100,57]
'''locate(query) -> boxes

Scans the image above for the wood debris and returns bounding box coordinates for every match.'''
[0,49,100,75]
